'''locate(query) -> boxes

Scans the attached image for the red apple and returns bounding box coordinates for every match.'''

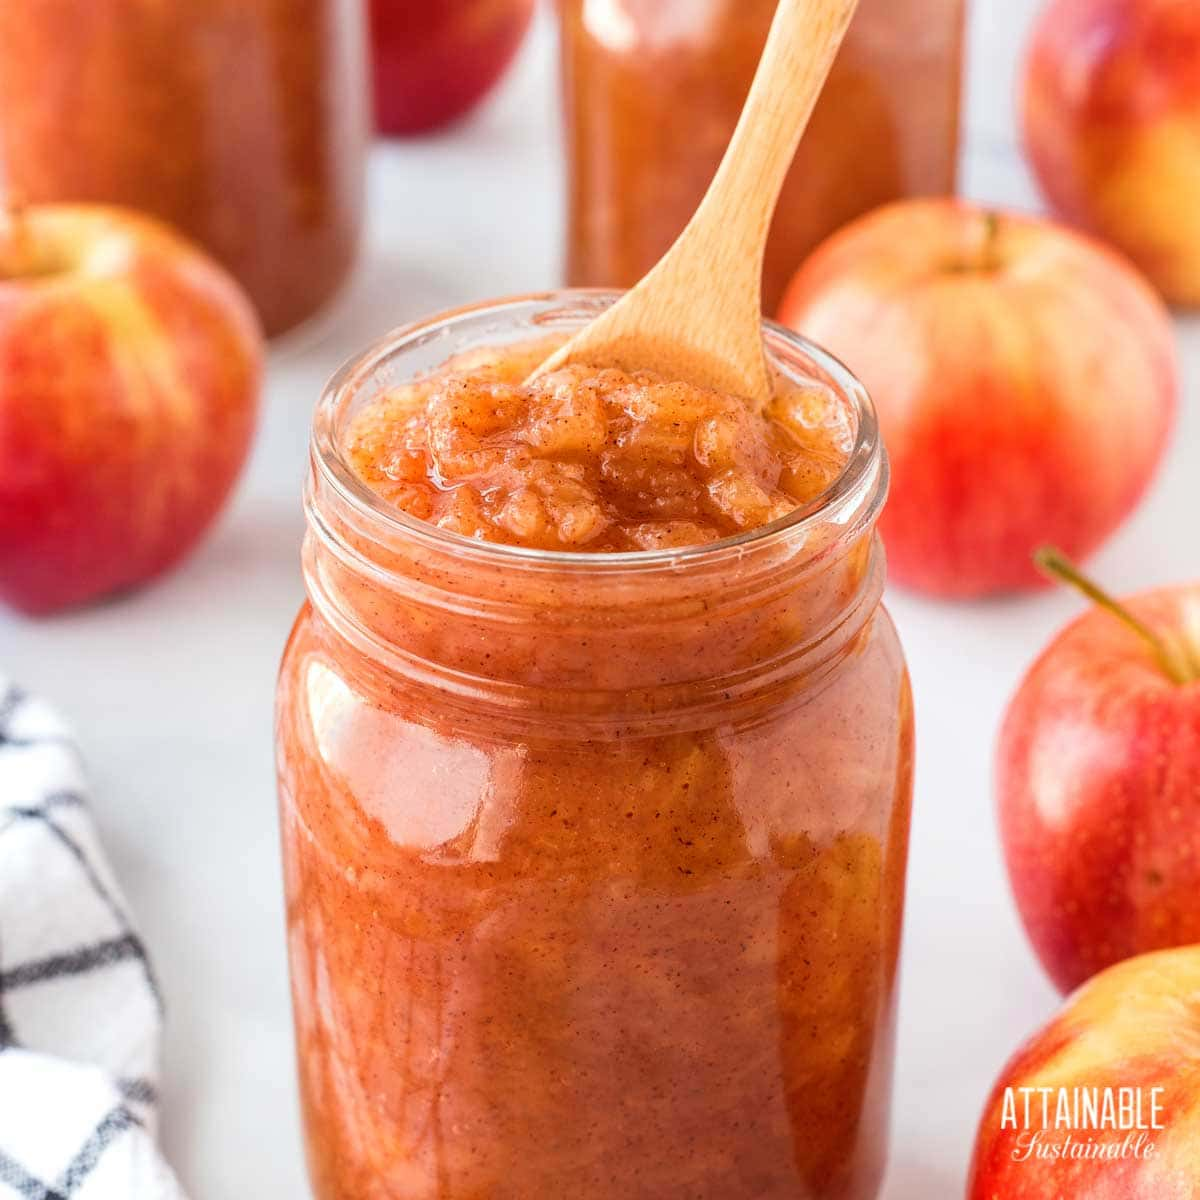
[998,549,1200,994]
[777,199,1178,598]
[370,0,535,136]
[968,946,1200,1198]
[1024,0,1200,308]
[0,205,262,615]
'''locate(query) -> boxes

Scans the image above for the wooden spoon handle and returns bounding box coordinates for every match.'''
[685,0,861,283]
[530,0,861,405]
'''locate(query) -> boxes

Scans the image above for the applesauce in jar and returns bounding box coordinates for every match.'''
[0,0,366,336]
[277,293,914,1198]
[559,0,965,310]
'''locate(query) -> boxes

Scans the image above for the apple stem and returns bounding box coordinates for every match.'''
[1035,547,1196,685]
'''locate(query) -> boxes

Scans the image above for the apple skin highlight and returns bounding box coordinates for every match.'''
[967,947,1200,1200]
[370,0,535,135]
[1024,0,1200,307]
[998,580,1200,994]
[0,205,262,615]
[779,199,1178,598]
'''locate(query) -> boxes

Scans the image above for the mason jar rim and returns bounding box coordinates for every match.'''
[310,289,886,574]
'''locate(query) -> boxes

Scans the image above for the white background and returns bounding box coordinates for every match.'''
[3,2,1198,1196]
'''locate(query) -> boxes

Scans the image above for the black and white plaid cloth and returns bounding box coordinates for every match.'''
[0,680,185,1198]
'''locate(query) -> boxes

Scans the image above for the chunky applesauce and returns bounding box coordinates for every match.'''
[277,296,913,1199]
[343,340,850,552]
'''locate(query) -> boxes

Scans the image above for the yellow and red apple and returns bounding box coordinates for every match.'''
[1024,0,1200,307]
[0,205,262,615]
[999,552,1200,993]
[370,0,535,135]
[778,199,1177,598]
[968,946,1200,1198]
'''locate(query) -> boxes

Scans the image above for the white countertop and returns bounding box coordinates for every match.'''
[2,4,1198,1196]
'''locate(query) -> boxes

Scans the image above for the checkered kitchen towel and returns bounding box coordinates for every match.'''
[0,681,185,1198]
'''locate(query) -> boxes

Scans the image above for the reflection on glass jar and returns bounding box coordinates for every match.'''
[276,293,915,1199]
[559,0,966,311]
[0,0,367,336]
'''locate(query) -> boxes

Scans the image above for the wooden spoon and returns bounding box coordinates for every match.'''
[531,0,861,407]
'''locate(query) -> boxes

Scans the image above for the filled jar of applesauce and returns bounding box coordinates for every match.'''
[559,0,966,311]
[0,0,366,336]
[277,292,914,1199]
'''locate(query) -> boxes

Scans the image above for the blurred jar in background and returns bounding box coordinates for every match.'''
[559,0,966,312]
[0,0,368,337]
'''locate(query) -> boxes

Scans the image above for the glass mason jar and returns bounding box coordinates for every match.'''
[559,0,966,311]
[276,292,915,1199]
[0,0,367,337]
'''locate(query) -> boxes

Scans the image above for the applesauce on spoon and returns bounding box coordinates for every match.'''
[277,294,914,1198]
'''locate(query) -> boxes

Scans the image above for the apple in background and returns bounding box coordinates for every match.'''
[777,199,1178,598]
[0,205,262,615]
[998,549,1200,994]
[1024,0,1200,308]
[370,0,536,135]
[968,946,1200,1197]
